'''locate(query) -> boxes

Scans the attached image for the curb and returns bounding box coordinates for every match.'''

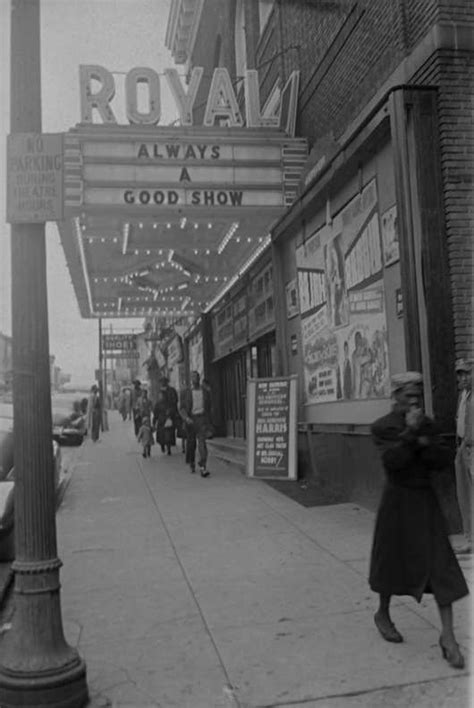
[0,443,84,610]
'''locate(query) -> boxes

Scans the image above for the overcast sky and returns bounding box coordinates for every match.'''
[0,0,179,385]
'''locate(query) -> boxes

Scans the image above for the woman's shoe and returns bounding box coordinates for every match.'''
[439,637,465,669]
[374,613,403,643]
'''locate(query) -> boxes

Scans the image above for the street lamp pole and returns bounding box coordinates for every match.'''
[0,2,88,706]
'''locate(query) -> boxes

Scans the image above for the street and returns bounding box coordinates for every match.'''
[27,411,471,708]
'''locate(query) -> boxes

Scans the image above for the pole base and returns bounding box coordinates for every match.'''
[0,656,88,708]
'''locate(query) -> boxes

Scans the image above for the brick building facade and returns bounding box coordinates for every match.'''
[166,0,473,506]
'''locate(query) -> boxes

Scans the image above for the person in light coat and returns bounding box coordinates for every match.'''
[453,358,473,553]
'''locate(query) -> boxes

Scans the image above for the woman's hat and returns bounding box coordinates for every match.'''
[455,358,473,373]
[390,371,423,393]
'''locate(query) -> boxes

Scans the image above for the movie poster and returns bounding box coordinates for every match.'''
[381,204,399,266]
[296,180,390,403]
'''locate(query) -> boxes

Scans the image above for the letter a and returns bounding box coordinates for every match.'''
[203,68,243,127]
[164,67,203,126]
[245,70,279,128]
[179,168,191,182]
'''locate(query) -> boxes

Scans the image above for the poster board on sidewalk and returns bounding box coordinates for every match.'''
[246,376,297,480]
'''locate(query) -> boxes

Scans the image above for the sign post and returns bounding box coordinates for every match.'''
[246,376,298,480]
[0,2,88,706]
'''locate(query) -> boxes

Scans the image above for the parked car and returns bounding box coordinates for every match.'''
[51,400,87,447]
[0,414,63,561]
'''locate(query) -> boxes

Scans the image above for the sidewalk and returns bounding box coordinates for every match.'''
[10,414,474,706]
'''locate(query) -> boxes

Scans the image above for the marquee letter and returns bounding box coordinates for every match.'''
[244,70,279,128]
[203,68,243,127]
[80,65,117,124]
[164,67,203,126]
[126,67,161,125]
[279,71,300,137]
[179,168,191,182]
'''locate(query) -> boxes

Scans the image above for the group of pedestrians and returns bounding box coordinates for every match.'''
[132,371,212,477]
[89,358,472,672]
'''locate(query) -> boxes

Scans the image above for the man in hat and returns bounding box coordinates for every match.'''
[131,379,143,437]
[454,358,473,552]
[369,371,468,669]
[179,371,212,477]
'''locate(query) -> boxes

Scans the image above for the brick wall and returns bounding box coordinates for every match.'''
[404,0,438,49]
[438,0,474,24]
[190,0,473,360]
[410,50,474,360]
[277,0,405,143]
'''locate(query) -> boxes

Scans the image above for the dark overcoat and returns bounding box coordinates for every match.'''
[369,409,468,605]
[153,386,179,447]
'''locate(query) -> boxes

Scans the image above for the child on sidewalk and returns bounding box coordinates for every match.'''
[137,416,153,458]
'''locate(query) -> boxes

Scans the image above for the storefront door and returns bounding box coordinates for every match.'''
[220,350,247,439]
[257,334,276,377]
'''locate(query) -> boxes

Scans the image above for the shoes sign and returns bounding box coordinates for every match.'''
[102,333,137,351]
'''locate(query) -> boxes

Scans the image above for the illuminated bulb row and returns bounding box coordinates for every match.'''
[238,234,272,276]
[88,236,119,244]
[94,276,128,283]
[217,222,239,255]
[193,274,229,283]
[119,308,195,316]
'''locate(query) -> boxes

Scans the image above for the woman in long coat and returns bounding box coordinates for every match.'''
[369,372,468,669]
[153,377,179,455]
[86,385,101,442]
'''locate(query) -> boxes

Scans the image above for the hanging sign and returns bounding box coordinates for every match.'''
[105,351,140,359]
[246,376,297,480]
[102,333,137,351]
[7,133,63,223]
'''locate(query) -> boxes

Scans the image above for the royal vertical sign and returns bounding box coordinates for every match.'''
[247,376,298,480]
[6,133,63,223]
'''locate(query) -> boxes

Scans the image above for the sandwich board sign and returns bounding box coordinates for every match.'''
[246,375,297,480]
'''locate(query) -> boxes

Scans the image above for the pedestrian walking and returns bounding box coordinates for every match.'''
[137,416,153,458]
[179,371,212,477]
[153,377,179,455]
[118,387,130,421]
[131,380,143,437]
[139,388,153,422]
[86,384,101,442]
[454,358,473,553]
[369,371,468,669]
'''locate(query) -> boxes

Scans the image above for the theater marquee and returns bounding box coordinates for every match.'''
[57,64,308,319]
[63,128,306,215]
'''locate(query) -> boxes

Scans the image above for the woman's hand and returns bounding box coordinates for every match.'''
[405,408,423,430]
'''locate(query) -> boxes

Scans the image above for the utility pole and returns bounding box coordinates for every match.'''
[0,2,88,706]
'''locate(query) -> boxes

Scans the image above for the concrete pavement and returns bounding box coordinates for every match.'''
[5,412,474,706]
